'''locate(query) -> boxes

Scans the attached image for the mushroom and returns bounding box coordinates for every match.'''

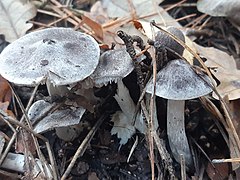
[153,26,186,71]
[27,100,86,141]
[67,48,136,109]
[89,48,147,145]
[90,48,136,87]
[155,26,185,56]
[146,59,213,167]
[0,27,100,98]
[0,28,100,141]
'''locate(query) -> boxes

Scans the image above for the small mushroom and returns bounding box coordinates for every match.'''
[90,48,135,87]
[0,27,100,97]
[146,59,213,167]
[27,100,86,141]
[89,48,147,145]
[155,26,185,55]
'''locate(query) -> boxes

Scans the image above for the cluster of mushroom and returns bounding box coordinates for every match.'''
[0,28,136,141]
[0,26,214,170]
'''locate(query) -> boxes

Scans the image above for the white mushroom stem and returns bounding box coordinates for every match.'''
[167,100,193,167]
[46,79,69,97]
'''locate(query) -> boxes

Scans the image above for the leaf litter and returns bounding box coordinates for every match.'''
[0,0,240,179]
[0,0,37,42]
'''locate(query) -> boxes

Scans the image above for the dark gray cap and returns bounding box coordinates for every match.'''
[155,26,185,55]
[146,59,212,100]
[90,48,135,87]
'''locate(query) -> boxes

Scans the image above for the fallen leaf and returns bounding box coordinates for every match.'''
[82,15,104,40]
[83,0,181,46]
[195,43,240,100]
[197,0,240,28]
[0,76,14,124]
[0,102,9,113]
[15,129,36,156]
[182,36,197,65]
[0,101,15,126]
[0,76,12,103]
[111,111,136,145]
[226,99,240,170]
[111,80,146,146]
[0,0,37,42]
[207,154,229,179]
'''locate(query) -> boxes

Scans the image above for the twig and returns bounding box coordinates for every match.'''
[151,131,175,179]
[149,31,157,180]
[0,116,17,165]
[127,136,138,163]
[0,110,58,180]
[61,115,106,180]
[0,83,40,165]
[212,158,240,163]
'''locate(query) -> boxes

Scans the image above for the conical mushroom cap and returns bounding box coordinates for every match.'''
[90,48,135,87]
[155,26,185,55]
[0,28,100,86]
[146,59,212,100]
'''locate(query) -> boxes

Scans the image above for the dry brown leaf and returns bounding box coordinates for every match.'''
[0,76,12,103]
[82,15,104,40]
[0,0,37,42]
[195,43,240,100]
[182,36,196,65]
[0,76,14,124]
[82,1,129,44]
[82,1,108,41]
[197,0,240,29]
[226,99,240,170]
[0,102,9,113]
[101,0,181,41]
[15,130,36,155]
[83,0,181,46]
[207,154,229,179]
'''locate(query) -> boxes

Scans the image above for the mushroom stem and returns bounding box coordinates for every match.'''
[167,100,193,167]
[46,79,69,97]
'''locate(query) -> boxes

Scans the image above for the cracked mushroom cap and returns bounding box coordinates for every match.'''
[146,59,212,100]
[0,28,100,86]
[90,48,135,87]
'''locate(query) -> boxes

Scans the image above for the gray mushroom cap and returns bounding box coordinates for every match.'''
[0,28,100,86]
[90,48,135,87]
[155,26,185,55]
[146,59,212,100]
